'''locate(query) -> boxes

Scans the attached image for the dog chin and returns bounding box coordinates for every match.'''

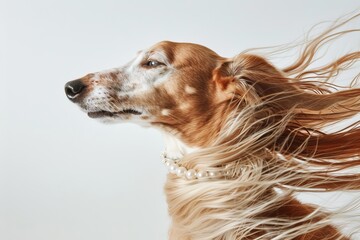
[86,112,127,123]
[87,113,152,127]
[95,117,123,124]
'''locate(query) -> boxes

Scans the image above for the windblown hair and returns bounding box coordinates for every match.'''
[166,13,360,239]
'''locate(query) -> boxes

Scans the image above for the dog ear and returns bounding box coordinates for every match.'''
[217,54,285,90]
[212,55,273,105]
[212,61,235,91]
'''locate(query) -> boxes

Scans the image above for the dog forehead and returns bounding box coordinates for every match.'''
[148,41,221,65]
[146,41,175,63]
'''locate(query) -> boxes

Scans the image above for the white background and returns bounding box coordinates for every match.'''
[1,1,360,239]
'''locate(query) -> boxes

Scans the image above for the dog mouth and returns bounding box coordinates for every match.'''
[87,109,142,118]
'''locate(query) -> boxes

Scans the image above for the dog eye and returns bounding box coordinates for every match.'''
[145,60,163,68]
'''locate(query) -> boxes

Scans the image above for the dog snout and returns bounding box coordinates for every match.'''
[65,79,87,102]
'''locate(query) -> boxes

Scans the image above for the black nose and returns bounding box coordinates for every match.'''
[65,79,86,101]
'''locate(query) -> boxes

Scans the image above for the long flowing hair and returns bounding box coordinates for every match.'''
[166,12,360,240]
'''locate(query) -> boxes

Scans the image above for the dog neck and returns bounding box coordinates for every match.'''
[162,132,198,160]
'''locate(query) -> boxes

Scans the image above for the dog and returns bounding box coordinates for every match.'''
[65,15,360,240]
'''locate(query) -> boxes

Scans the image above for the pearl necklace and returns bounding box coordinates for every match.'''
[161,152,223,180]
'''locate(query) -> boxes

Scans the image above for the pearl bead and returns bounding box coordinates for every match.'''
[176,167,187,177]
[165,160,174,167]
[196,170,208,178]
[185,169,197,180]
[208,170,220,178]
[168,163,178,174]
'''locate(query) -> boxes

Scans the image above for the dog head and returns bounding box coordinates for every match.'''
[65,41,250,147]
